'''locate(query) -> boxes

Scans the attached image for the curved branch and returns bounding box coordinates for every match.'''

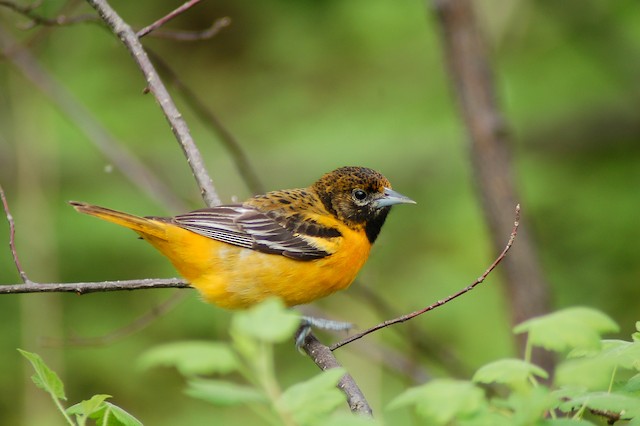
[86,0,220,207]
[331,204,520,351]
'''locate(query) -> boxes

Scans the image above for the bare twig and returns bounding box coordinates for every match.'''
[297,329,373,417]
[0,278,190,294]
[0,185,31,284]
[0,0,100,28]
[331,204,520,351]
[147,49,265,195]
[431,0,551,367]
[136,0,203,39]
[87,0,221,207]
[0,27,187,212]
[42,290,188,346]
[148,17,231,42]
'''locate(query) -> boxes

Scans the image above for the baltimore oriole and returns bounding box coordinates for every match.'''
[70,166,414,309]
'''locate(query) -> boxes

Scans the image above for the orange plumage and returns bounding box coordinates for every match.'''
[70,166,414,309]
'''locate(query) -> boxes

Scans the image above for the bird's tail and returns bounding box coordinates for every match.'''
[69,201,167,240]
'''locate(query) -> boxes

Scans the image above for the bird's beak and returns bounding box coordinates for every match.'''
[375,187,416,208]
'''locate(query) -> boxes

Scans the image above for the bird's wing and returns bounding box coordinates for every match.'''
[169,205,339,260]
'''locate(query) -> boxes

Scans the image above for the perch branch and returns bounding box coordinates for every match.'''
[331,204,520,351]
[86,0,221,207]
[297,330,373,417]
[0,278,189,294]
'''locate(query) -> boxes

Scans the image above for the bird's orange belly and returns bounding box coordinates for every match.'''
[142,225,371,309]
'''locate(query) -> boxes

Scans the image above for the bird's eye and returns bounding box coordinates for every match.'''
[352,189,367,201]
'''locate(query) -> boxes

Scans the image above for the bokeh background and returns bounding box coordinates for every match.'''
[1,0,639,424]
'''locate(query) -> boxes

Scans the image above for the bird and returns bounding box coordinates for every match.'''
[70,166,415,310]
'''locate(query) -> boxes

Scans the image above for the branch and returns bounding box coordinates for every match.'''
[147,18,231,42]
[0,0,100,28]
[431,0,551,368]
[86,0,221,207]
[136,0,203,39]
[0,278,190,294]
[331,204,520,351]
[0,184,30,284]
[297,330,373,417]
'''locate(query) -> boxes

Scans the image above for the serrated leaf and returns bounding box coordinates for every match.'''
[138,341,237,376]
[67,394,112,417]
[388,379,485,423]
[17,349,66,400]
[186,378,266,406]
[514,307,619,353]
[555,356,616,390]
[473,358,548,388]
[559,392,640,418]
[231,298,301,343]
[278,368,346,425]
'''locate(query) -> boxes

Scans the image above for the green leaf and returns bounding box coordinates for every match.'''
[94,402,143,426]
[556,339,640,390]
[632,321,640,343]
[186,378,266,406]
[388,379,485,423]
[555,356,616,390]
[514,307,619,353]
[559,391,640,418]
[69,398,142,426]
[277,368,346,425]
[473,358,548,388]
[138,341,237,376]
[231,298,301,343]
[67,394,112,417]
[17,349,66,400]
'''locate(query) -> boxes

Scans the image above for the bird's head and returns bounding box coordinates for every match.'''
[312,166,415,243]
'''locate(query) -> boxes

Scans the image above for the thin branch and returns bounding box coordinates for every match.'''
[0,0,100,28]
[0,278,190,294]
[331,204,520,351]
[148,17,231,42]
[136,0,203,39]
[431,0,551,368]
[297,329,373,417]
[0,185,31,284]
[147,48,265,195]
[86,0,221,207]
[42,290,188,347]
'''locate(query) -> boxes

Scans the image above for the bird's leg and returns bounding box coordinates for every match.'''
[295,316,353,351]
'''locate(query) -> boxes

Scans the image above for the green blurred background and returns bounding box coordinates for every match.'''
[1,0,639,424]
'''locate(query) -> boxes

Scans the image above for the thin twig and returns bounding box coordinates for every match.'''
[42,290,189,347]
[87,0,221,207]
[0,185,31,284]
[136,0,203,39]
[148,17,231,42]
[331,204,520,351]
[0,0,100,28]
[297,330,373,417]
[0,278,190,294]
